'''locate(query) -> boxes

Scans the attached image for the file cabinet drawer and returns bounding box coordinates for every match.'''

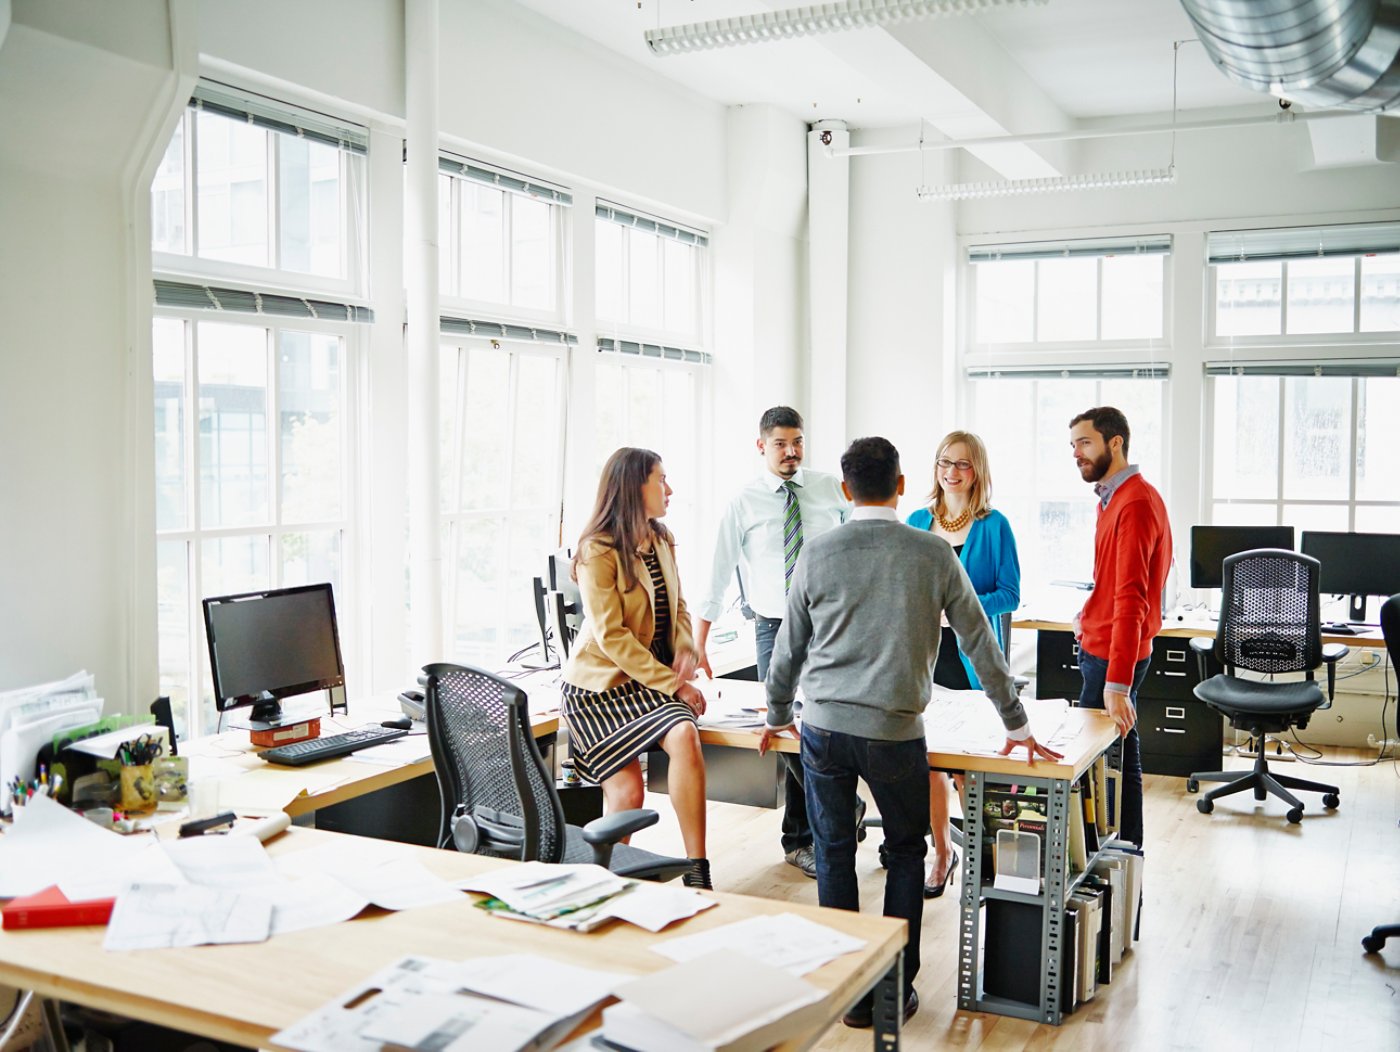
[1138,695,1222,777]
[1035,630,1083,700]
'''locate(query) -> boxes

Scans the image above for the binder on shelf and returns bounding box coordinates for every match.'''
[2,885,115,930]
[1062,905,1080,1014]
[1068,784,1088,874]
[1092,857,1128,966]
[1103,842,1144,946]
[1067,893,1100,1003]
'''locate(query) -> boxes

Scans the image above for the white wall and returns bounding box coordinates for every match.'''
[845,127,960,507]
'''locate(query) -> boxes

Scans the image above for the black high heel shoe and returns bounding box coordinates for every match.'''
[923,850,958,899]
[682,857,712,890]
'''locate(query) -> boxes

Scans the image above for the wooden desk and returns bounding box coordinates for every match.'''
[691,679,1119,1026]
[1012,616,1387,649]
[0,827,906,1051]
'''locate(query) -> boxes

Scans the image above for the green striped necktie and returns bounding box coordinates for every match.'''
[782,480,803,594]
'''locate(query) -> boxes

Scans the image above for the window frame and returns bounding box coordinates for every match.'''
[152,310,364,739]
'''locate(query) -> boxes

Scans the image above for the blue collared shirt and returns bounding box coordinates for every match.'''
[1094,464,1141,510]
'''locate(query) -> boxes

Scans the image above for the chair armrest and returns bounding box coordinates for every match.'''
[1321,642,1350,705]
[581,808,659,846]
[1189,635,1213,680]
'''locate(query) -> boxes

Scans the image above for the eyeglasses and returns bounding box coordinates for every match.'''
[936,458,974,473]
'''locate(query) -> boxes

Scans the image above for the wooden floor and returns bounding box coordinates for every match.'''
[630,748,1400,1051]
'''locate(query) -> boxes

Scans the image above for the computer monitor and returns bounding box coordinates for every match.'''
[1300,531,1400,622]
[546,548,583,656]
[1189,525,1296,589]
[203,582,346,725]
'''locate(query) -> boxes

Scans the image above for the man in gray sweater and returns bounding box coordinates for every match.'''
[759,436,1060,1028]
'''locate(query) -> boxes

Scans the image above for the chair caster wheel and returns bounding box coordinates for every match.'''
[1362,935,1385,954]
[1323,793,1340,809]
[1286,807,1303,824]
[1186,778,1199,793]
[1197,798,1213,814]
[877,843,889,870]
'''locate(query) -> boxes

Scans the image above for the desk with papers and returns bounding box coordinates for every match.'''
[0,825,907,1051]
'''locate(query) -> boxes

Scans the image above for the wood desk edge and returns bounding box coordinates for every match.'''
[1012,617,1385,648]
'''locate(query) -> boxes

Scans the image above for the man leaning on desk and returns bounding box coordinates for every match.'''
[757,436,1061,1028]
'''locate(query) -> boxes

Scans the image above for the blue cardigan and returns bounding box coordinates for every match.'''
[905,507,1021,689]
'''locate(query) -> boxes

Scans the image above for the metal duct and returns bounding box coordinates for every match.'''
[1177,0,1400,111]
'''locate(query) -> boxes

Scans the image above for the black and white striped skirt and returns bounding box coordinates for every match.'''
[560,680,696,784]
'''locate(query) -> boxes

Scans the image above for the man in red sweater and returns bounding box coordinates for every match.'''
[1069,406,1172,848]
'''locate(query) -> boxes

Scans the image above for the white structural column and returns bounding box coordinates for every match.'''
[806,119,851,466]
[405,0,441,667]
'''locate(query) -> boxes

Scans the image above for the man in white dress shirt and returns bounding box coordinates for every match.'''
[695,406,850,877]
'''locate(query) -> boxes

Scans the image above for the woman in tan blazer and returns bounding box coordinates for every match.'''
[561,447,711,888]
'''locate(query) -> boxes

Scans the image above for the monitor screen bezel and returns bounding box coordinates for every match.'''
[202,582,346,715]
[1189,525,1296,589]
[1300,530,1400,600]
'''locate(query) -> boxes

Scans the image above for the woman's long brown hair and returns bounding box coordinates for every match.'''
[573,447,674,591]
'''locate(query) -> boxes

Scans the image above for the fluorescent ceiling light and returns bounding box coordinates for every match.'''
[644,0,1049,56]
[916,166,1177,201]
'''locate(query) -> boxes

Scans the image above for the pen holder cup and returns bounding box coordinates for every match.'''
[119,764,157,812]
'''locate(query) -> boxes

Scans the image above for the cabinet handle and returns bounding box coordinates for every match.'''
[1166,706,1185,719]
[1162,727,1185,735]
[1166,650,1186,663]
[1163,671,1186,677]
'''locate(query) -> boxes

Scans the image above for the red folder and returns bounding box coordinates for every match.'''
[2,885,115,930]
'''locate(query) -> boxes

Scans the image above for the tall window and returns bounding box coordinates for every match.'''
[971,236,1168,346]
[969,371,1167,602]
[439,337,567,665]
[438,156,568,318]
[1205,224,1400,533]
[594,204,710,587]
[151,82,369,737]
[153,317,355,736]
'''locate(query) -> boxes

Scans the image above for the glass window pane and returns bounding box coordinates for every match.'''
[200,534,270,598]
[1281,504,1350,533]
[153,317,187,531]
[1100,254,1163,340]
[1282,376,1351,501]
[662,239,696,337]
[505,511,559,657]
[596,221,623,322]
[627,229,662,330]
[1100,379,1165,485]
[198,322,269,528]
[151,117,186,255]
[279,137,343,278]
[1286,256,1355,335]
[1211,503,1279,526]
[593,361,627,470]
[279,331,343,523]
[196,111,268,266]
[458,346,511,510]
[1360,253,1400,332]
[1357,377,1400,501]
[659,369,699,585]
[156,539,191,737]
[509,355,560,506]
[1034,379,1097,497]
[974,260,1033,343]
[439,345,460,512]
[460,184,505,303]
[281,529,341,591]
[1215,261,1281,336]
[623,365,664,450]
[1212,375,1280,500]
[510,195,553,310]
[449,516,503,665]
[1354,506,1400,532]
[1036,257,1097,342]
[438,175,453,295]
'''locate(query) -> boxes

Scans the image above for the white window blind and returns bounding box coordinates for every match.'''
[968,234,1170,263]
[1207,223,1400,264]
[440,315,577,345]
[191,81,367,155]
[596,202,708,247]
[155,280,373,322]
[438,154,572,206]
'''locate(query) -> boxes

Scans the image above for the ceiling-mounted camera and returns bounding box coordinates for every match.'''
[820,129,833,146]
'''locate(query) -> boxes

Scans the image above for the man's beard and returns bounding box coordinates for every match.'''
[1078,448,1113,483]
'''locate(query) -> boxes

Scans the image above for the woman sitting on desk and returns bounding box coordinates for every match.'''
[907,429,1021,899]
[561,447,712,890]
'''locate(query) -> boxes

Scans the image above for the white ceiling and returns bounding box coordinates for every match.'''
[511,0,1267,129]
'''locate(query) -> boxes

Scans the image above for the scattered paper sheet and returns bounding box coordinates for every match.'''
[451,953,629,1018]
[64,723,165,759]
[606,950,826,1052]
[277,840,463,910]
[458,862,631,920]
[272,955,604,1052]
[242,873,371,937]
[925,692,1072,754]
[103,882,273,950]
[338,734,432,767]
[160,831,282,889]
[654,913,866,976]
[598,884,717,933]
[59,838,186,901]
[0,793,152,897]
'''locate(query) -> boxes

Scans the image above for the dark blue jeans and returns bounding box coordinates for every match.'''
[756,616,811,853]
[1076,648,1151,848]
[802,724,928,997]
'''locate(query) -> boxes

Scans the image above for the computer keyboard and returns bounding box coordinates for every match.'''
[259,725,409,766]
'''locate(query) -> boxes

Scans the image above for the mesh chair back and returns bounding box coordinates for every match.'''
[1216,550,1322,675]
[1381,594,1400,664]
[422,662,567,862]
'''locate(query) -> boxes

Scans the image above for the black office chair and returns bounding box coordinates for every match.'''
[1186,550,1347,824]
[422,662,690,881]
[1362,594,1400,955]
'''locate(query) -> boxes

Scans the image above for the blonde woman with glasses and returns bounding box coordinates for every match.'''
[906,430,1021,898]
